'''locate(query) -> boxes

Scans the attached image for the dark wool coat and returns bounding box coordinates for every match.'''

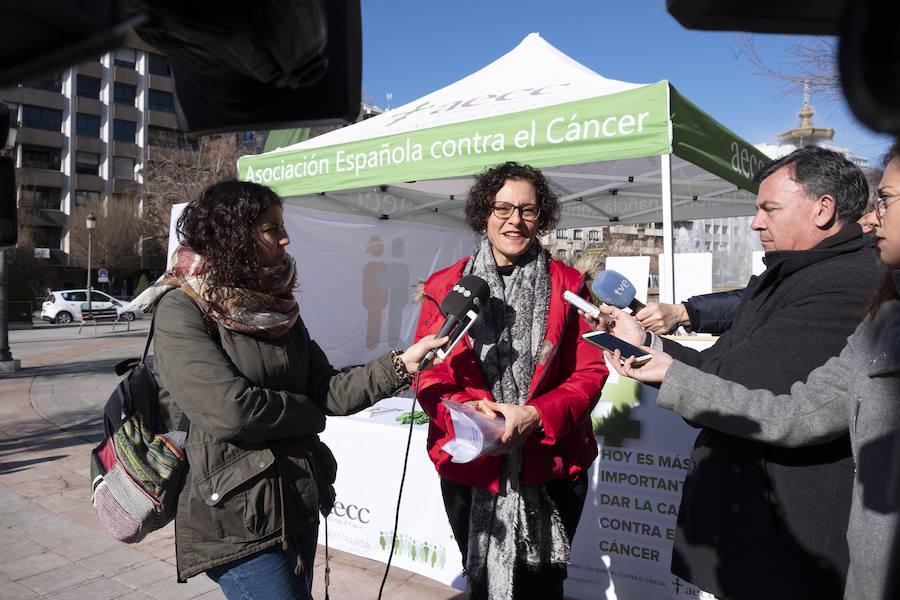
[660,224,880,600]
[683,234,876,335]
[684,288,744,334]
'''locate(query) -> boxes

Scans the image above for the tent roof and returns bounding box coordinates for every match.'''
[239,33,768,229]
[273,33,645,151]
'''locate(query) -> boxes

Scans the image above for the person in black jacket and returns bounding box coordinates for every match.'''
[584,146,880,600]
[637,228,876,335]
[638,225,877,335]
[635,166,882,336]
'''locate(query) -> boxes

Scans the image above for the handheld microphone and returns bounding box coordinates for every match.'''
[592,270,646,313]
[419,275,489,370]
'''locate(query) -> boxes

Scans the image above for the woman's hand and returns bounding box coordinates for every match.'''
[577,307,614,333]
[463,399,501,418]
[477,400,543,455]
[581,305,646,347]
[605,348,674,383]
[398,335,449,375]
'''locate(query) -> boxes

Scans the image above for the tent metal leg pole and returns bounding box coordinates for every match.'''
[660,153,675,304]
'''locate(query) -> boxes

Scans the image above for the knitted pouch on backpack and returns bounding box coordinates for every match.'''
[89,312,189,543]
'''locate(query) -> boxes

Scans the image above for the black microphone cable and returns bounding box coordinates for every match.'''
[377,291,459,600]
[376,374,422,600]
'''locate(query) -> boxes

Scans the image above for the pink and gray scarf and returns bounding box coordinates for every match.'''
[125,245,299,340]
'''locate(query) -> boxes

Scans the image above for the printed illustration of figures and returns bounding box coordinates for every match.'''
[362,235,410,349]
[379,531,448,570]
[362,236,388,349]
[386,237,409,345]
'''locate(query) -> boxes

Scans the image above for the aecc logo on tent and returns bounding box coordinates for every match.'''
[729,140,763,180]
[386,84,573,127]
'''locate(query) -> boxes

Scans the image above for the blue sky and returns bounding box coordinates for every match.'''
[360,1,892,165]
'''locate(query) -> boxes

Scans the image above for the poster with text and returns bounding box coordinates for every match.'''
[565,357,717,600]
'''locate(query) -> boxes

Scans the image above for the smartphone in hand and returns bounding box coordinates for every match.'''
[581,331,652,367]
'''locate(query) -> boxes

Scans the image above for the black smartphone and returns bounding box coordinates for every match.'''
[581,331,652,367]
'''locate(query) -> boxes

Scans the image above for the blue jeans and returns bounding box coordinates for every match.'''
[206,526,319,600]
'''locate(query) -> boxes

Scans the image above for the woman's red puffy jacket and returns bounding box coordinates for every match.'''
[414,257,609,492]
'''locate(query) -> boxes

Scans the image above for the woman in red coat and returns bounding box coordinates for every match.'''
[414,162,608,600]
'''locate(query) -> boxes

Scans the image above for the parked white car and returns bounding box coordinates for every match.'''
[40,289,142,324]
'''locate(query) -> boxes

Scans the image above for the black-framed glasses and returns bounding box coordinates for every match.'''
[876,192,900,220]
[490,201,541,222]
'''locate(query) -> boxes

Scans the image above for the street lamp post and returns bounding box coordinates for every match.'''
[0,249,14,362]
[0,101,20,371]
[86,212,96,319]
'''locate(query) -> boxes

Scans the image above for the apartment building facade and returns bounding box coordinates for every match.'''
[542,223,665,262]
[1,32,181,288]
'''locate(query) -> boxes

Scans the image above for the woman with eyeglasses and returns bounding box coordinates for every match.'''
[604,140,900,600]
[413,161,608,600]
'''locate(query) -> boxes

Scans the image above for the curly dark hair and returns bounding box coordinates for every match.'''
[464,161,560,236]
[177,180,283,291]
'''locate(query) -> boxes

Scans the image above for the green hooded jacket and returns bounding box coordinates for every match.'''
[152,289,408,581]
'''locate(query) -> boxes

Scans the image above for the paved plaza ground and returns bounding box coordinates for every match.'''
[0,319,464,599]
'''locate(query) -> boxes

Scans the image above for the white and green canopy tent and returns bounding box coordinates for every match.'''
[236,37,774,596]
[238,32,769,304]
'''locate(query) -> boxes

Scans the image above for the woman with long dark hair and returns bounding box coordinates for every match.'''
[129,180,445,599]
[414,161,608,600]
[604,140,900,600]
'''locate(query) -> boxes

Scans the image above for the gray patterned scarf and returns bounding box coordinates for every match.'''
[462,236,570,600]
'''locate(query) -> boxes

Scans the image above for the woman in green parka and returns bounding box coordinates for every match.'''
[129,180,446,599]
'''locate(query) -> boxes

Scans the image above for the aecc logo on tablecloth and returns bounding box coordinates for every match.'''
[332,500,371,523]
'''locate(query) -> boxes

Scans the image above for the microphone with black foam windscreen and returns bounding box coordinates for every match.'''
[592,270,646,313]
[419,275,490,371]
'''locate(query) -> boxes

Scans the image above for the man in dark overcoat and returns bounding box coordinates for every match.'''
[652,147,879,599]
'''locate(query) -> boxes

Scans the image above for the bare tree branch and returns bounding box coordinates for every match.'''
[735,34,842,106]
[139,132,262,267]
[67,199,142,291]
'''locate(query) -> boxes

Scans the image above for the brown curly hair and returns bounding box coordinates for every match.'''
[177,180,283,292]
[464,161,560,236]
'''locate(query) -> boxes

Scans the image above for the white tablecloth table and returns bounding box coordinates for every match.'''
[320,346,716,600]
[318,397,465,589]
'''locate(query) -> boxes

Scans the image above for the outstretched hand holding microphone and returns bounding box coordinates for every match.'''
[418,275,489,371]
[575,270,676,383]
[417,274,542,452]
[590,269,693,334]
[575,269,646,340]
